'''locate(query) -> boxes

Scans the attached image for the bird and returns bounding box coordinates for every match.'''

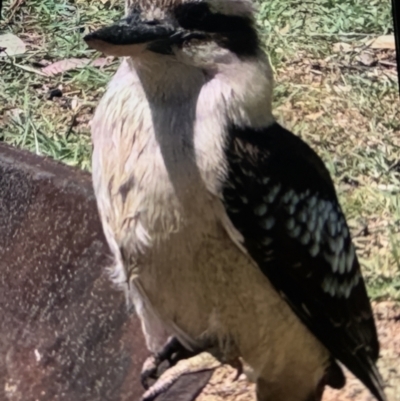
[84,1,387,400]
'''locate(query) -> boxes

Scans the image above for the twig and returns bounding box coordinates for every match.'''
[2,58,47,76]
[0,0,25,27]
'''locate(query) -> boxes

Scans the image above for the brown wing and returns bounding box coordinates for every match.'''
[222,122,385,401]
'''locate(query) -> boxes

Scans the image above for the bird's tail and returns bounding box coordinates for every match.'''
[365,361,387,401]
[350,356,387,401]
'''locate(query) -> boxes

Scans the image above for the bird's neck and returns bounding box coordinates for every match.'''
[128,52,275,129]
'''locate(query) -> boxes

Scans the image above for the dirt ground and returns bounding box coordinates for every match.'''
[196,302,400,401]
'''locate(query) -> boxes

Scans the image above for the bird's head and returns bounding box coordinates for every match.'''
[84,0,260,69]
[86,0,274,127]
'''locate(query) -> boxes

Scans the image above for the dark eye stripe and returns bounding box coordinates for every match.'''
[174,3,248,32]
[173,2,259,56]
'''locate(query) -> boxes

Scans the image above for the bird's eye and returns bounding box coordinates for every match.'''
[172,1,259,57]
[174,3,214,30]
[145,19,161,26]
[174,2,253,34]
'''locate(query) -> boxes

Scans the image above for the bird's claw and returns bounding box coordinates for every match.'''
[141,355,160,390]
[141,352,220,401]
[140,337,189,390]
[230,358,244,382]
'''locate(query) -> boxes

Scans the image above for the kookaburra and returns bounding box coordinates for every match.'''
[84,1,386,400]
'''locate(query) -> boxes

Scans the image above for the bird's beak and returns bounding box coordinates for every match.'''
[84,12,181,57]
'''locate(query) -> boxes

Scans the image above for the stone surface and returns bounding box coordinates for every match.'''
[0,144,211,401]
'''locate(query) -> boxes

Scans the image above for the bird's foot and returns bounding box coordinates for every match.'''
[229,357,244,382]
[141,337,186,390]
[141,355,162,391]
[141,351,221,401]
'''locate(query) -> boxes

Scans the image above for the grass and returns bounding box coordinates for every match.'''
[257,0,399,299]
[0,0,399,299]
[0,0,122,168]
